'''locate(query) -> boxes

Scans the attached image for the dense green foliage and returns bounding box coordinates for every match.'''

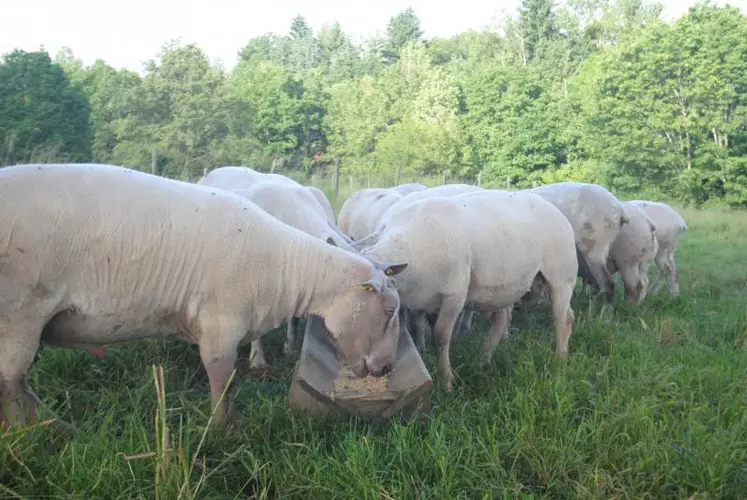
[2,205,745,498]
[1,0,746,205]
[0,50,91,164]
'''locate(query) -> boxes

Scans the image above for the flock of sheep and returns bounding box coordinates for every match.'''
[333,179,688,391]
[0,163,687,431]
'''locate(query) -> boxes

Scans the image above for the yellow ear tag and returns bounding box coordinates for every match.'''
[360,283,375,291]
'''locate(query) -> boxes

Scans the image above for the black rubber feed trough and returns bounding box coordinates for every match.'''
[288,315,433,421]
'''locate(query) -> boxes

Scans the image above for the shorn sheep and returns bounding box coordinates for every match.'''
[0,164,407,429]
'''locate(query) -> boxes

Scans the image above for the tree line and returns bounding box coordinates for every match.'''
[1,0,745,206]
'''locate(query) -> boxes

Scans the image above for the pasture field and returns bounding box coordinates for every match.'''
[1,204,746,499]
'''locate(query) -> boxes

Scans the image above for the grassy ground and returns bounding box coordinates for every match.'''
[2,205,746,499]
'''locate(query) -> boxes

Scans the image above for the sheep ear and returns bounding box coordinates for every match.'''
[359,280,377,292]
[383,263,408,276]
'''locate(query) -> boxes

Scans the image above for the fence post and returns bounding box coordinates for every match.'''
[151,148,157,175]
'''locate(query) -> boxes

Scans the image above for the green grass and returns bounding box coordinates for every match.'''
[2,206,746,499]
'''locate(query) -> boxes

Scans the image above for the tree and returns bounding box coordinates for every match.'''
[117,42,231,179]
[297,68,331,171]
[285,15,322,76]
[571,3,747,205]
[290,15,312,40]
[374,119,429,183]
[57,57,143,164]
[326,76,389,175]
[518,0,559,63]
[0,49,91,164]
[567,0,663,51]
[228,60,304,170]
[238,34,283,64]
[464,64,566,186]
[428,30,505,67]
[1,4,743,206]
[318,22,361,81]
[383,8,424,63]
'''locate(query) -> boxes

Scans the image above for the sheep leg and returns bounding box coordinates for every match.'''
[481,306,513,366]
[648,251,669,296]
[283,317,299,357]
[0,321,44,429]
[412,310,429,353]
[619,263,644,305]
[249,338,270,369]
[638,260,652,303]
[586,249,616,302]
[551,282,575,355]
[576,247,598,296]
[199,339,240,428]
[198,315,245,427]
[456,309,475,338]
[667,251,680,298]
[1,377,43,430]
[433,297,465,393]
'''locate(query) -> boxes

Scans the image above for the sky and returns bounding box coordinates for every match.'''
[2,0,745,74]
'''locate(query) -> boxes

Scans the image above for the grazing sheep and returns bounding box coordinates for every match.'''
[0,164,407,429]
[607,202,659,304]
[199,169,352,368]
[390,182,428,195]
[199,166,335,223]
[338,188,404,241]
[199,165,299,188]
[218,181,358,369]
[357,189,578,392]
[528,182,629,302]
[397,183,483,202]
[365,183,486,343]
[628,200,687,298]
[340,184,485,246]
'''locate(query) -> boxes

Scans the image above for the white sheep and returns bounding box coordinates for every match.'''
[0,163,407,429]
[199,166,336,223]
[390,182,428,195]
[398,183,483,202]
[528,182,630,302]
[338,188,404,241]
[364,183,486,343]
[213,181,358,369]
[199,165,299,188]
[199,170,352,369]
[606,202,659,304]
[627,200,687,297]
[357,189,578,392]
[339,184,485,246]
